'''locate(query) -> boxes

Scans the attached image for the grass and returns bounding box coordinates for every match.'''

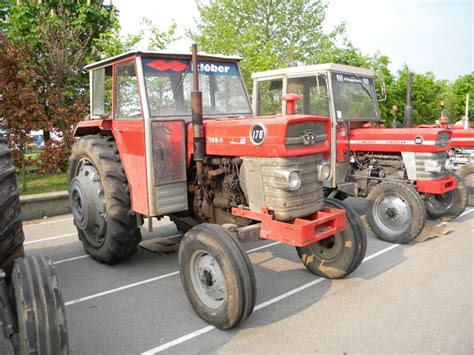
[19,172,68,196]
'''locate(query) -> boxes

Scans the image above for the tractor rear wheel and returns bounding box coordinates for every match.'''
[456,163,474,206]
[424,175,468,221]
[296,198,367,279]
[366,181,426,244]
[0,137,25,276]
[178,224,256,329]
[10,256,69,354]
[68,135,141,264]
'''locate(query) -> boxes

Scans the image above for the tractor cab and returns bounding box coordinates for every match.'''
[79,51,252,217]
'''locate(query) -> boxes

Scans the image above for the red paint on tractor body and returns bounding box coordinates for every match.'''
[416,176,456,194]
[232,207,346,247]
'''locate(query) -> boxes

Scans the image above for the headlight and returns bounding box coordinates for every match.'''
[424,160,442,173]
[316,163,331,181]
[445,158,454,171]
[288,171,301,191]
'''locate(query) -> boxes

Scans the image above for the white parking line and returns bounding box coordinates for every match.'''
[24,232,77,245]
[23,217,73,228]
[141,243,402,354]
[64,241,281,307]
[53,255,90,265]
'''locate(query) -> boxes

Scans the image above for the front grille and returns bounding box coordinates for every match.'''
[241,155,324,221]
[415,152,448,180]
[285,121,326,149]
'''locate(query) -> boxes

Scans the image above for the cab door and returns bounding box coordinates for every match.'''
[112,59,148,215]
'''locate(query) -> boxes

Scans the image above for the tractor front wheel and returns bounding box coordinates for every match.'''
[178,224,256,329]
[68,135,141,264]
[367,181,426,244]
[424,175,468,221]
[456,163,474,206]
[296,198,367,279]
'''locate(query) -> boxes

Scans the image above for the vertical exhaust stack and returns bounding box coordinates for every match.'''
[404,71,413,128]
[191,44,204,178]
[465,94,470,130]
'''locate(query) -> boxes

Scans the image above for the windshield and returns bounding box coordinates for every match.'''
[143,58,252,117]
[331,73,378,120]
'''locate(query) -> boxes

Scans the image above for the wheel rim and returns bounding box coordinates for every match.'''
[189,250,226,309]
[425,190,455,215]
[308,233,344,262]
[69,158,106,248]
[373,193,412,236]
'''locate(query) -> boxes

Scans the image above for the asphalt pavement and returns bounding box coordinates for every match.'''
[1,198,473,354]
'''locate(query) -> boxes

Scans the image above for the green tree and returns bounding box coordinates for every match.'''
[448,73,474,120]
[191,0,346,87]
[386,66,450,125]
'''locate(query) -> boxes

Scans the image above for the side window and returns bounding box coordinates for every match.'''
[91,66,112,118]
[115,61,142,119]
[287,75,330,117]
[257,79,282,116]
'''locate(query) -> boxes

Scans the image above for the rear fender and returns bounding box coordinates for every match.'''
[73,119,113,137]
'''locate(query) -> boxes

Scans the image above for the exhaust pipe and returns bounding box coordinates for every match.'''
[465,94,470,130]
[404,71,413,128]
[191,43,204,178]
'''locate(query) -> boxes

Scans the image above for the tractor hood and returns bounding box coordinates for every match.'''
[348,128,451,153]
[186,115,331,158]
[450,128,474,148]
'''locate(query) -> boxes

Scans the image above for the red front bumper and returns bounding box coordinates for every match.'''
[232,207,346,247]
[416,176,456,194]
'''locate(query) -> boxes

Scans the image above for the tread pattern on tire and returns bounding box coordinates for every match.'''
[68,134,141,264]
[11,255,68,354]
[366,181,426,244]
[0,136,25,275]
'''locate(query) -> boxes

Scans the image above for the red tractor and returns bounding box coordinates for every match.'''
[417,114,474,206]
[68,46,367,329]
[251,64,467,244]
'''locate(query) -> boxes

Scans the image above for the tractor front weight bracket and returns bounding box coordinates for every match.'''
[232,207,346,247]
[416,176,456,194]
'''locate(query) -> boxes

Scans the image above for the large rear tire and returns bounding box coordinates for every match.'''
[367,181,426,244]
[178,224,256,329]
[456,163,474,206]
[68,135,141,264]
[11,256,69,354]
[0,137,25,276]
[296,198,367,279]
[424,175,468,221]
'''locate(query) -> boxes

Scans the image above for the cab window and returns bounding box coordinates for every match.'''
[257,79,282,116]
[287,75,330,117]
[115,61,142,119]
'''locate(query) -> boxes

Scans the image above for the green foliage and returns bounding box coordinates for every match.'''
[448,73,474,120]
[191,0,346,87]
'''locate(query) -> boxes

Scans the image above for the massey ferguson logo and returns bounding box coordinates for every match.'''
[414,136,424,144]
[302,129,317,145]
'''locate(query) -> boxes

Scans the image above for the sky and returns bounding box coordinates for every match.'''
[112,0,473,81]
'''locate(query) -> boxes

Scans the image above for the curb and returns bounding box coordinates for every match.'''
[20,191,70,221]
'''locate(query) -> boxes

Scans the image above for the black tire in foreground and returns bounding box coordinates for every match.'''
[11,255,69,354]
[0,137,25,276]
[178,224,256,329]
[68,135,141,264]
[456,163,474,206]
[296,198,367,279]
[424,175,468,221]
[366,181,426,244]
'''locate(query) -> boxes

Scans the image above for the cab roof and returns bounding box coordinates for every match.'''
[251,63,374,80]
[85,50,242,71]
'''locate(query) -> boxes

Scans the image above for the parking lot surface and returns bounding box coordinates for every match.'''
[1,198,473,354]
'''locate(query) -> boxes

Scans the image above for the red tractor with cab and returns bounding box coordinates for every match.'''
[251,64,467,244]
[68,46,367,329]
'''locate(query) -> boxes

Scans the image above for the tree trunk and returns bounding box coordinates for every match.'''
[20,145,27,192]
